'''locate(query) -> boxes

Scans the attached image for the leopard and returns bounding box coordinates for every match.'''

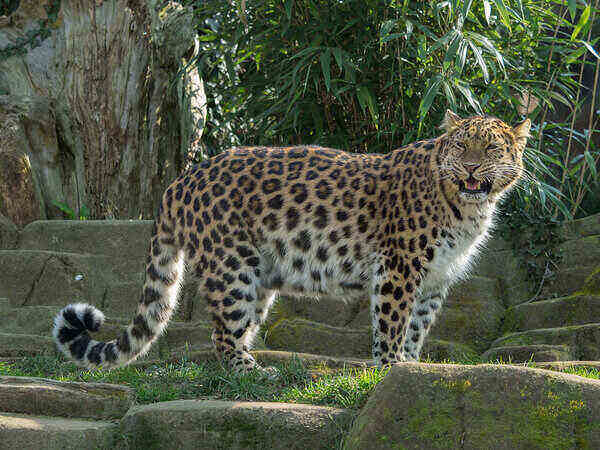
[53,110,530,373]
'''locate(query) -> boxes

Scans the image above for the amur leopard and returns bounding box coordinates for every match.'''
[53,110,530,372]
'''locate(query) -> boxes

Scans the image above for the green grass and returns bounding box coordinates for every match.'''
[0,355,387,409]
[2,355,598,411]
[549,365,600,380]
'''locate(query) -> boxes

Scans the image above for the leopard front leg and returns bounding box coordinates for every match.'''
[370,277,417,367]
[401,290,447,361]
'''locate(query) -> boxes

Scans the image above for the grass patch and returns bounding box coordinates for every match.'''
[546,365,600,380]
[2,355,597,411]
[0,355,386,409]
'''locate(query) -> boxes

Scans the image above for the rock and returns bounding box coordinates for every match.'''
[491,323,600,360]
[0,376,134,419]
[581,267,600,296]
[347,277,503,353]
[0,412,118,450]
[431,276,504,352]
[0,250,112,308]
[532,361,600,371]
[20,220,153,259]
[347,307,370,329]
[251,350,370,369]
[265,318,371,358]
[0,333,56,357]
[559,213,600,240]
[120,400,354,450]
[472,249,534,306]
[502,295,600,332]
[481,344,574,363]
[344,363,600,449]
[157,321,213,355]
[541,266,597,299]
[264,318,476,362]
[0,213,18,249]
[557,236,600,269]
[0,306,60,335]
[268,294,363,328]
[421,339,479,363]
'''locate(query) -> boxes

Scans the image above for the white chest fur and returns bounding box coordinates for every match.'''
[419,206,494,296]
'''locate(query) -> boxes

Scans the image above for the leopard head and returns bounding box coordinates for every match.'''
[437,110,531,204]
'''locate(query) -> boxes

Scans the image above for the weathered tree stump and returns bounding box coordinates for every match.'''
[0,0,206,221]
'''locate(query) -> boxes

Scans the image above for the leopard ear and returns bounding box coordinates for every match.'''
[513,118,531,146]
[440,109,461,133]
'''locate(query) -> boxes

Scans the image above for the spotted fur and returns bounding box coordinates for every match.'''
[53,111,530,371]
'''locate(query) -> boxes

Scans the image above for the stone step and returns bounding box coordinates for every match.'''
[559,213,600,240]
[531,361,600,371]
[481,344,574,363]
[0,333,56,357]
[0,214,19,250]
[0,376,133,419]
[0,310,216,359]
[490,323,600,361]
[471,249,534,307]
[541,266,598,298]
[265,318,477,362]
[0,412,118,450]
[557,235,600,269]
[269,294,364,329]
[0,250,132,308]
[120,399,354,450]
[346,276,505,353]
[503,295,600,332]
[345,363,600,449]
[19,220,153,259]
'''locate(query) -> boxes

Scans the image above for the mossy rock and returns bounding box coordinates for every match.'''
[472,249,535,306]
[0,213,18,249]
[266,294,363,328]
[559,213,600,240]
[0,413,119,450]
[0,333,56,357]
[557,236,600,269]
[481,344,574,363]
[541,265,598,299]
[421,339,479,363]
[491,324,600,360]
[0,250,117,308]
[430,276,504,352]
[580,266,600,296]
[502,295,600,333]
[19,220,153,260]
[120,400,354,450]
[345,363,600,449]
[0,376,134,420]
[265,318,371,358]
[265,318,476,362]
[345,277,503,353]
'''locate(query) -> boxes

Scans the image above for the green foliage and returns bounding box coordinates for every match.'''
[0,0,20,16]
[52,200,90,220]
[0,0,62,61]
[189,0,599,221]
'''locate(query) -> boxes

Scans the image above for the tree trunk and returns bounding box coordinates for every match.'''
[0,0,206,220]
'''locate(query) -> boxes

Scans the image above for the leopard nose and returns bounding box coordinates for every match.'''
[463,163,481,174]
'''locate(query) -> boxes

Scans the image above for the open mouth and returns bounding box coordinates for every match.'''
[458,177,492,195]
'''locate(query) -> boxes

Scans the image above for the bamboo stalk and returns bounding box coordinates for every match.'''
[571,0,600,216]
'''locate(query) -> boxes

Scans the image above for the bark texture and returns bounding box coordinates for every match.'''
[0,0,205,221]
